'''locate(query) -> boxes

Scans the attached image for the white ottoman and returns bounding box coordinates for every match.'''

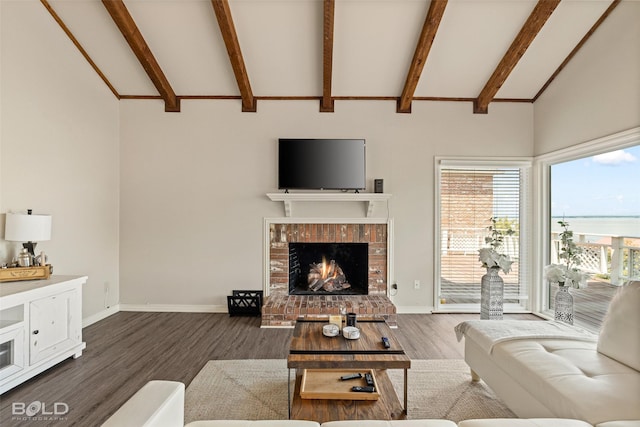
[458,419,593,427]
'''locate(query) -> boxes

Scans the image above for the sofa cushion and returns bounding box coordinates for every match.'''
[458,419,592,427]
[597,281,640,371]
[321,421,456,427]
[489,338,640,424]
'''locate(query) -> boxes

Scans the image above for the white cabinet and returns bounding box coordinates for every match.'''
[0,276,86,394]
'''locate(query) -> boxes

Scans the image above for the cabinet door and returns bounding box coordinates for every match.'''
[29,290,80,365]
[0,327,25,380]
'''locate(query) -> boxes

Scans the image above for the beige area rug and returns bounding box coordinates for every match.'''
[185,359,515,424]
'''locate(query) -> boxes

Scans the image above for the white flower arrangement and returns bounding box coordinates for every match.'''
[478,217,515,274]
[544,220,590,289]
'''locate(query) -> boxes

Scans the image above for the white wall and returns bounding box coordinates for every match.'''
[0,1,120,322]
[119,99,533,312]
[534,1,640,154]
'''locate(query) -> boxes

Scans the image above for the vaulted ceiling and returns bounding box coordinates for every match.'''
[42,0,620,113]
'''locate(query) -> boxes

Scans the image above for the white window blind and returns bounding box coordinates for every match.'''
[436,160,530,310]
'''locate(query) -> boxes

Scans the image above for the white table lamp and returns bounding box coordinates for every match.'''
[4,210,52,256]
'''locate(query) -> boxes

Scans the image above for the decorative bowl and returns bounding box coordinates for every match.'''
[322,323,340,337]
[342,326,360,340]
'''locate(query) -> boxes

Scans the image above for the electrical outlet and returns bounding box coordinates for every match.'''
[414,280,420,289]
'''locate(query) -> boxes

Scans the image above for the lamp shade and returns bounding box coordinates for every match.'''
[4,213,52,242]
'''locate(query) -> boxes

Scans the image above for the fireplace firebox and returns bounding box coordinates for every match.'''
[288,243,368,295]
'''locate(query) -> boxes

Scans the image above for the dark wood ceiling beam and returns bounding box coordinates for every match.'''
[397,0,448,114]
[320,0,335,112]
[533,0,621,102]
[102,0,179,112]
[211,0,256,112]
[42,0,121,100]
[473,0,560,114]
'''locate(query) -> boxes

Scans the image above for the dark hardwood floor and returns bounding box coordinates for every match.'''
[0,312,538,426]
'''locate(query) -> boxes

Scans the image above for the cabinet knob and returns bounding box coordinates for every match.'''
[33,330,39,335]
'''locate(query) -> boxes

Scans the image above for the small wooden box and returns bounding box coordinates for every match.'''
[300,369,380,400]
[0,265,52,283]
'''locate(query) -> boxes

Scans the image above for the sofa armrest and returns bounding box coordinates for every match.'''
[102,380,185,427]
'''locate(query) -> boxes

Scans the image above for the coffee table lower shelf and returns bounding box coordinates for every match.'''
[290,369,406,423]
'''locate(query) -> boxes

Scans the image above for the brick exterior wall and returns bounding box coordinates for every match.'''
[440,171,493,241]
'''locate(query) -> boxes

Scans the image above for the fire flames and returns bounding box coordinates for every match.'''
[307,256,351,292]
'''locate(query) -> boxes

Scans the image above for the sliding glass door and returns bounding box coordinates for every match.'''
[435,159,531,312]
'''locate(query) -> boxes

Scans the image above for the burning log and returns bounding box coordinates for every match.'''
[307,258,351,292]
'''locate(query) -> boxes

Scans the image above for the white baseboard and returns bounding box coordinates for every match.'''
[83,305,120,327]
[84,304,432,326]
[119,304,227,313]
[396,305,434,314]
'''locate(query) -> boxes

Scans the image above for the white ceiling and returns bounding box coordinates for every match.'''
[46,0,617,108]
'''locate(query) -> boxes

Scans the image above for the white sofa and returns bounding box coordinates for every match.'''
[101,378,638,427]
[456,281,640,426]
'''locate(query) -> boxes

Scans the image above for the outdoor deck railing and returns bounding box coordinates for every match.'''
[441,228,519,257]
[551,233,640,285]
[441,228,639,286]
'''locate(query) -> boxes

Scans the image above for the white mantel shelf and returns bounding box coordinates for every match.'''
[267,192,392,217]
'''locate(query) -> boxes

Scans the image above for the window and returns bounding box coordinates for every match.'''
[546,145,640,330]
[535,128,640,332]
[435,159,531,312]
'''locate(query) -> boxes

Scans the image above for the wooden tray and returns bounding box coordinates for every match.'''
[0,265,51,282]
[300,369,380,400]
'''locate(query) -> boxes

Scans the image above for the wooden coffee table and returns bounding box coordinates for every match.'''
[287,318,410,423]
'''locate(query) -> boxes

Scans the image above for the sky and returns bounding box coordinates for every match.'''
[551,144,640,217]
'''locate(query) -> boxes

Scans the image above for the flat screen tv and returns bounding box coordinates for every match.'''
[278,138,366,191]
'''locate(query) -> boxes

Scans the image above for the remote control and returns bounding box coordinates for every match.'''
[340,373,362,381]
[382,336,391,348]
[364,373,375,387]
[352,386,375,393]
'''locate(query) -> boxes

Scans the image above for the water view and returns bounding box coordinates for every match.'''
[551,216,640,241]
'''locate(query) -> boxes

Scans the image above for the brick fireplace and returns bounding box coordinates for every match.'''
[261,222,397,327]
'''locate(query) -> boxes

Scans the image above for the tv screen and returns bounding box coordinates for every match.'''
[278,138,366,191]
